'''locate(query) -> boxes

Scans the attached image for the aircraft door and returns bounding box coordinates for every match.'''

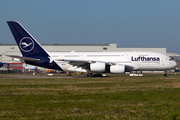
[80,54,84,60]
[161,58,165,65]
[126,54,130,59]
[59,54,63,59]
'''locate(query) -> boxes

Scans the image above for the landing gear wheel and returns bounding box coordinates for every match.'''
[85,74,89,78]
[93,73,103,77]
[164,71,168,77]
[164,73,168,77]
[97,73,102,77]
[85,73,94,78]
[89,73,93,77]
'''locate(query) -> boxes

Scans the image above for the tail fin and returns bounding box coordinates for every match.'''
[7,21,49,57]
[7,21,63,71]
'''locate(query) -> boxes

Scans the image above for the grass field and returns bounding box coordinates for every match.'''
[0,74,180,119]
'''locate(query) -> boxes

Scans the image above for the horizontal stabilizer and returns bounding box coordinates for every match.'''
[6,55,40,62]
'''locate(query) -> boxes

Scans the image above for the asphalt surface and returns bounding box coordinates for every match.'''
[0,73,179,79]
[0,74,85,79]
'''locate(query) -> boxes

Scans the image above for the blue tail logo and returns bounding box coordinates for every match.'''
[7,21,63,71]
[20,37,34,52]
[7,21,49,57]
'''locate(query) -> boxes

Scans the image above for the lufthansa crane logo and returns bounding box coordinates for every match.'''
[19,37,34,52]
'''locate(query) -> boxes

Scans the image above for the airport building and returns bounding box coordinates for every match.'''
[0,43,179,71]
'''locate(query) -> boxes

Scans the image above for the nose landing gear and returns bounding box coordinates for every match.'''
[164,71,168,77]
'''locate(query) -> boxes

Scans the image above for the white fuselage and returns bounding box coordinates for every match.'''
[7,21,177,75]
[49,51,177,73]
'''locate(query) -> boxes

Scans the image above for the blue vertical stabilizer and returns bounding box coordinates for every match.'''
[7,21,63,70]
[7,21,49,57]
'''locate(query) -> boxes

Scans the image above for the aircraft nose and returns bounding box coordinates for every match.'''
[171,60,177,69]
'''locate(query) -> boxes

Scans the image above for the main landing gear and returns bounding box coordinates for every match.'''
[164,71,168,77]
[85,73,103,77]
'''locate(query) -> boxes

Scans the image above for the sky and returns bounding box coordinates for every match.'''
[0,0,180,54]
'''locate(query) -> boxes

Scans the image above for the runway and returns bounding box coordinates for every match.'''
[0,74,85,79]
[0,73,179,79]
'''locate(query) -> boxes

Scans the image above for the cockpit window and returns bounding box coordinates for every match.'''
[169,58,173,61]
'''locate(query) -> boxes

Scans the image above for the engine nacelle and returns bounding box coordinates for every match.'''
[110,65,125,74]
[90,62,106,72]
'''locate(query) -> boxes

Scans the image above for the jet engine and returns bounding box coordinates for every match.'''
[110,64,125,74]
[90,62,106,72]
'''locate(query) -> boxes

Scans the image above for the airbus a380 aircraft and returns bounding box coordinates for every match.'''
[7,21,177,77]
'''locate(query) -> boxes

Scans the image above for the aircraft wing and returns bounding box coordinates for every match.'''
[55,59,116,65]
[55,58,110,64]
[56,59,134,72]
[6,55,40,62]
